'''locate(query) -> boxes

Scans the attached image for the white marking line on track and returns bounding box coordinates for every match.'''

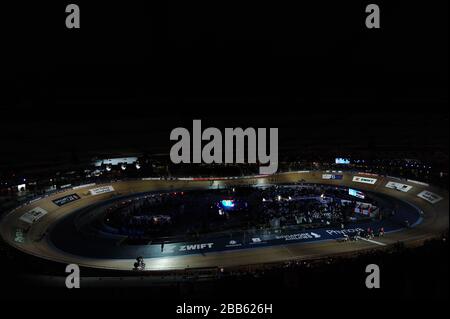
[357,236,387,246]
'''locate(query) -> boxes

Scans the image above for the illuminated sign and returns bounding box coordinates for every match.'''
[220,199,235,208]
[349,188,365,199]
[93,157,138,167]
[335,158,350,164]
[352,176,377,185]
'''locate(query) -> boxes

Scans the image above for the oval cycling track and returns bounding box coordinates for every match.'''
[1,171,448,271]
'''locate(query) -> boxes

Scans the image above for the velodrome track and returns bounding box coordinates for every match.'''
[0,171,448,271]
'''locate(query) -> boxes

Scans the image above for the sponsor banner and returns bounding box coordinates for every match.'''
[407,179,429,187]
[73,183,96,190]
[385,181,413,193]
[417,190,443,204]
[179,243,214,252]
[89,185,115,196]
[142,177,162,181]
[19,207,48,224]
[322,174,343,180]
[275,232,321,241]
[28,196,43,204]
[158,242,215,254]
[353,176,377,185]
[52,193,81,206]
[152,226,383,257]
[325,228,365,236]
[14,228,25,243]
[225,240,243,248]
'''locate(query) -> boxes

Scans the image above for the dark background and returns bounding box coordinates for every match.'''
[0,2,448,304]
[0,1,448,167]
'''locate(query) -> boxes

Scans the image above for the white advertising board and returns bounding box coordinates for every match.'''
[385,181,413,193]
[352,176,377,185]
[20,207,48,224]
[417,190,443,204]
[89,185,115,196]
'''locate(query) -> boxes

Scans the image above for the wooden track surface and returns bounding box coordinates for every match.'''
[1,171,448,271]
